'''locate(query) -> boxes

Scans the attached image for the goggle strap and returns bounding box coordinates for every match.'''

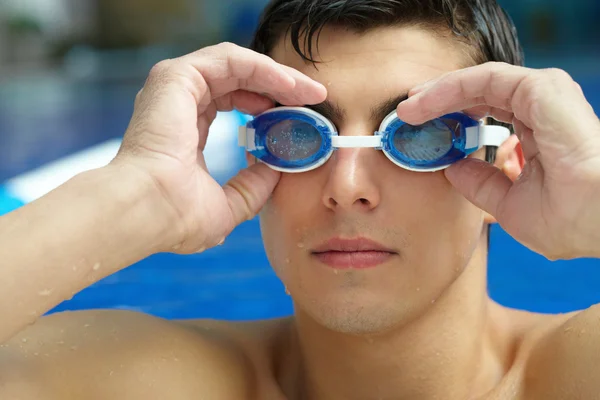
[465,125,511,149]
[331,135,382,148]
[479,126,511,147]
[238,126,257,150]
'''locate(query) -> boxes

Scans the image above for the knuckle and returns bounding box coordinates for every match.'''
[204,42,238,56]
[134,88,144,102]
[219,41,238,51]
[521,72,543,95]
[488,61,509,69]
[149,59,174,77]
[485,62,512,77]
[545,67,572,82]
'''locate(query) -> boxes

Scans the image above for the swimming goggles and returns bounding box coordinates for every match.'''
[238,107,510,173]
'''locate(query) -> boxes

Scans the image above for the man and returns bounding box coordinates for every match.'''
[0,0,599,398]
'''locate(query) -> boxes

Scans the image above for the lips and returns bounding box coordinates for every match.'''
[311,237,397,269]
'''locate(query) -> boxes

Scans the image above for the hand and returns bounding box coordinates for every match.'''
[112,43,327,254]
[396,62,600,260]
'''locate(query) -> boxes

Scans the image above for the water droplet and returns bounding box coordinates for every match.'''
[84,324,90,328]
[416,287,420,292]
[217,238,225,246]
[431,299,436,304]
[38,288,53,296]
[109,370,114,376]
[297,243,305,248]
[284,258,290,264]
[57,341,64,345]
[72,266,78,272]
[70,346,78,351]
[333,269,339,275]
[21,338,27,343]
[92,262,101,271]
[284,286,290,295]
[33,352,39,356]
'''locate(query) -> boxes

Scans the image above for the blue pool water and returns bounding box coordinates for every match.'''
[1,72,599,320]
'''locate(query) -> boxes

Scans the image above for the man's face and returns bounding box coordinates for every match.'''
[259,26,487,334]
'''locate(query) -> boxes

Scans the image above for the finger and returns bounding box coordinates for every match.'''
[196,102,218,153]
[465,105,515,124]
[397,62,530,124]
[279,64,329,104]
[513,117,539,162]
[223,162,281,226]
[494,134,521,167]
[181,43,327,107]
[196,91,273,155]
[213,90,275,115]
[444,158,512,219]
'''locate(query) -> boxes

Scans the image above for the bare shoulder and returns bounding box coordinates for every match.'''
[520,304,600,399]
[0,310,257,400]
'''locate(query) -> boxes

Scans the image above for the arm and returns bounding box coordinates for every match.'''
[397,62,600,260]
[0,164,176,344]
[0,43,326,398]
[0,42,327,345]
[0,310,255,400]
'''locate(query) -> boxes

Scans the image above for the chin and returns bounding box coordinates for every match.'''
[294,292,424,336]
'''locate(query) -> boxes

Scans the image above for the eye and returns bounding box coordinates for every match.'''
[392,119,454,161]
[265,120,323,161]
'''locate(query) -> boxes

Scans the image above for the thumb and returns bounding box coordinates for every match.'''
[223,162,281,227]
[444,158,512,219]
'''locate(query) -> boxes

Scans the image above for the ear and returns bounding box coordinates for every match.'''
[483,134,524,224]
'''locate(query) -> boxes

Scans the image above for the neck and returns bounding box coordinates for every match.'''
[288,239,512,400]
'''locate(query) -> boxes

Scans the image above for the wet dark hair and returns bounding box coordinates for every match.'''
[250,0,524,248]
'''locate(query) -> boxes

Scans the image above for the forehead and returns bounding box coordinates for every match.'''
[270,26,469,112]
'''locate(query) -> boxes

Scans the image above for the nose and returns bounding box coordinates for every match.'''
[321,146,382,213]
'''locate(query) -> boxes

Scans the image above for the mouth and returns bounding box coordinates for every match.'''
[311,237,397,269]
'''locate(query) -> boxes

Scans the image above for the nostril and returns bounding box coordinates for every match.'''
[359,198,370,206]
[328,198,338,207]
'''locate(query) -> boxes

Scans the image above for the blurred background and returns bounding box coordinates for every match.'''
[0,0,599,320]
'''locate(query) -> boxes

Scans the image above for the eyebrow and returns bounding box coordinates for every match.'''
[277,92,410,124]
[370,93,410,123]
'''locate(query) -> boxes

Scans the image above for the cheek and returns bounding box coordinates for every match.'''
[259,173,324,276]
[399,173,485,273]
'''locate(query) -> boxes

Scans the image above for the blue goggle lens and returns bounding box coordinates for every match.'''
[392,119,458,162]
[265,120,324,162]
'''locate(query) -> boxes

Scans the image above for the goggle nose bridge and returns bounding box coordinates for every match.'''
[330,134,384,149]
